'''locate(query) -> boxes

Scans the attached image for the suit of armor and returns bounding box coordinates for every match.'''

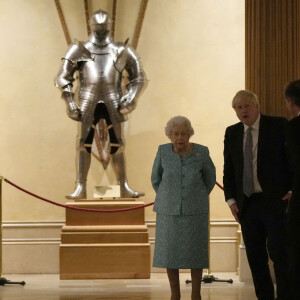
[55,10,147,199]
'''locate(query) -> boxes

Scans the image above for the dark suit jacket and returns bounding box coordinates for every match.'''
[286,116,300,192]
[286,116,300,231]
[223,114,291,215]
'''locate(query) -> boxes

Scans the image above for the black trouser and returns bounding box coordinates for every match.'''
[241,193,290,300]
[287,193,300,300]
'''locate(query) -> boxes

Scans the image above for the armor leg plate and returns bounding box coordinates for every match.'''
[66,97,96,199]
[111,151,144,198]
[66,149,91,199]
[110,123,144,198]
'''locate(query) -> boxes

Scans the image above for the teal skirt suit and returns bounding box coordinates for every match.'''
[151,143,216,269]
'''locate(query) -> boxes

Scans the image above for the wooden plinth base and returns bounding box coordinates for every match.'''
[60,199,151,279]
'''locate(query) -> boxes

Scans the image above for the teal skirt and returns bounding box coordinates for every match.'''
[153,213,209,269]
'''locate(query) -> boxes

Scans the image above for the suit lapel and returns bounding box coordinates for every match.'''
[235,123,244,164]
[257,114,266,169]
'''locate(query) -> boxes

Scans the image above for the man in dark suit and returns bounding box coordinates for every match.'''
[223,90,291,300]
[284,80,300,300]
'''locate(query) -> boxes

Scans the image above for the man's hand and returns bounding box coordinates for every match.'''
[230,203,240,224]
[282,192,292,202]
[282,192,292,213]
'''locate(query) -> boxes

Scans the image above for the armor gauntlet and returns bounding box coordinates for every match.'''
[119,78,146,114]
[61,85,82,121]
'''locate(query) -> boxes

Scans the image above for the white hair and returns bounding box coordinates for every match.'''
[165,116,194,138]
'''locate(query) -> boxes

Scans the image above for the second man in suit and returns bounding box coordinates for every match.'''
[223,90,291,300]
[284,80,300,300]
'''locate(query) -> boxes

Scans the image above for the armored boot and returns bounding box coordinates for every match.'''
[111,151,144,198]
[66,150,91,199]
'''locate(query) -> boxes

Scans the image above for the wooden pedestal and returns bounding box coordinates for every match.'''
[60,199,151,279]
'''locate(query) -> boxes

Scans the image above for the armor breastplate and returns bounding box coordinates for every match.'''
[77,41,122,98]
[80,56,121,99]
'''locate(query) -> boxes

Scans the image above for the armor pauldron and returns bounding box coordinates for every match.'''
[114,43,127,73]
[55,41,93,89]
[64,40,93,64]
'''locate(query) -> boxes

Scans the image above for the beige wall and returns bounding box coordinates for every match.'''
[0,0,244,222]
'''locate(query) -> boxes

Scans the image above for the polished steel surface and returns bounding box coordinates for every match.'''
[54,10,147,199]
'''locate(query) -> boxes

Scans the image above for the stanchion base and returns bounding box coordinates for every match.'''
[185,274,233,284]
[0,277,25,286]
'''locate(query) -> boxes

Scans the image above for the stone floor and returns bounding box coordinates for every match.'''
[0,272,257,299]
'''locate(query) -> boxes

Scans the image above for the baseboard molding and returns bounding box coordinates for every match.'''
[2,219,239,274]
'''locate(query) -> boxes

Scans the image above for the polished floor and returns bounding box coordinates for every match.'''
[0,273,257,299]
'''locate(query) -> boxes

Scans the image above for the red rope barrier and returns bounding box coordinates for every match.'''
[216,181,224,190]
[3,178,225,213]
[4,178,154,213]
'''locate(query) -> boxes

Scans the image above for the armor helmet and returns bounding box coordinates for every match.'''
[89,10,112,40]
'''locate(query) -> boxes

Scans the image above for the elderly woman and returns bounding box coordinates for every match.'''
[151,116,216,300]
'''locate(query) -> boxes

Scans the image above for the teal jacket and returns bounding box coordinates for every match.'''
[151,143,216,215]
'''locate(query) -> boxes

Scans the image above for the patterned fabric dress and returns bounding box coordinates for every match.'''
[154,213,209,269]
[151,143,216,269]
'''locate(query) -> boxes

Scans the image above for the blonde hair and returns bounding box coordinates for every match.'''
[232,90,259,108]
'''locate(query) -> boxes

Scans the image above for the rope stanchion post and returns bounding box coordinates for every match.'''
[0,177,25,286]
[0,176,2,277]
